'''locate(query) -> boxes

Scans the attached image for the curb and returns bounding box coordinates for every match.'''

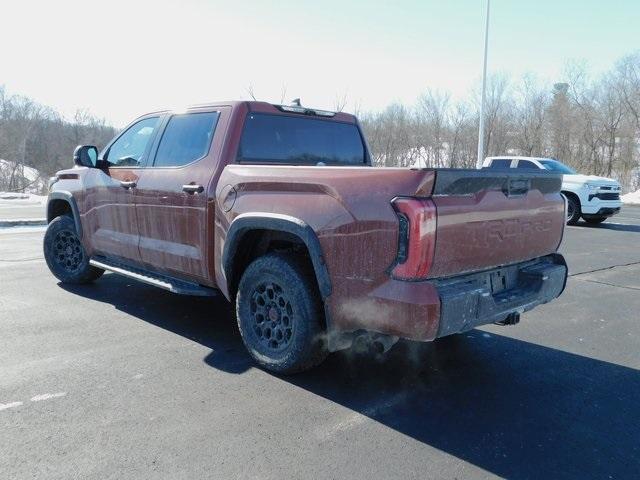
[0,219,47,228]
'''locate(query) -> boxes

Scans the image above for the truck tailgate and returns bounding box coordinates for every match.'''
[427,170,565,278]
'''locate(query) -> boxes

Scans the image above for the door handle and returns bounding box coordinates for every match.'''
[120,180,137,189]
[182,184,204,194]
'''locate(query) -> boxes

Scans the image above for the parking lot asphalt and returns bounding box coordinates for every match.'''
[1,208,639,480]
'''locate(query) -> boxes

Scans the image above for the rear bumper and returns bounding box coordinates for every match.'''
[433,254,567,338]
[329,254,568,347]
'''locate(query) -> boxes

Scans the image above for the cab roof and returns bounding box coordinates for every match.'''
[146,101,358,124]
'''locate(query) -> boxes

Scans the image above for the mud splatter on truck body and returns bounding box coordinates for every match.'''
[47,100,568,372]
[217,163,565,344]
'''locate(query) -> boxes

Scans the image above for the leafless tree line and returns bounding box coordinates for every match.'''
[360,52,640,192]
[1,52,639,194]
[0,86,116,193]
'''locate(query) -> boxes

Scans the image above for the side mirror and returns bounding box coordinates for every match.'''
[73,145,99,168]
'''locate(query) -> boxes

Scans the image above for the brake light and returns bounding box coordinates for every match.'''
[391,197,437,280]
[276,105,336,117]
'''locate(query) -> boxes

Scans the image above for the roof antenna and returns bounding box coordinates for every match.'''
[290,98,301,107]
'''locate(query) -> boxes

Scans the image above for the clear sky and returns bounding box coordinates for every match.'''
[2,0,638,126]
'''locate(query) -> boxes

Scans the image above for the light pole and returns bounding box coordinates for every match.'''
[476,0,491,169]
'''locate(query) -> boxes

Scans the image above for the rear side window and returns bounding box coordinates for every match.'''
[488,159,512,169]
[153,112,219,167]
[516,160,538,170]
[237,113,366,165]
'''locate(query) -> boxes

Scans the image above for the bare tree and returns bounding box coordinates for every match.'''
[246,84,258,101]
[334,91,348,113]
[415,90,450,167]
[616,53,640,131]
[360,52,639,191]
[513,75,550,156]
[0,88,116,193]
[475,73,511,157]
[447,102,474,168]
[279,84,288,104]
[2,50,640,193]
[360,104,416,167]
[598,75,626,176]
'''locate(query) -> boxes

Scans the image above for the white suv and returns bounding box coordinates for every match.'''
[482,156,622,225]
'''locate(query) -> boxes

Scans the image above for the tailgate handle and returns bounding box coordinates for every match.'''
[503,178,530,197]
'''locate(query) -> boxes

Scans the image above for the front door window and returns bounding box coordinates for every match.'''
[104,117,160,167]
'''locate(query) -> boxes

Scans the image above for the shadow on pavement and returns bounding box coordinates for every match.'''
[577,221,640,233]
[61,273,640,480]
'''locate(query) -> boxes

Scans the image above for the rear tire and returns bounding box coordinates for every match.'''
[236,253,328,374]
[583,216,607,224]
[565,194,581,225]
[43,215,104,284]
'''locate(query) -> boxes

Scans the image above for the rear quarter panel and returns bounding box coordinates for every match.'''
[215,165,566,341]
[215,165,439,337]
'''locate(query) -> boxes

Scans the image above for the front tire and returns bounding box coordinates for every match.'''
[236,253,328,374]
[565,195,581,225]
[43,215,104,284]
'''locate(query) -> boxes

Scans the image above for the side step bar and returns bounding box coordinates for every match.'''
[89,257,218,297]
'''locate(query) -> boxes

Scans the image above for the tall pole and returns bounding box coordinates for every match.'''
[476,0,490,168]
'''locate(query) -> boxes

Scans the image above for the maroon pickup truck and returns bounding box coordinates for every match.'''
[45,101,568,373]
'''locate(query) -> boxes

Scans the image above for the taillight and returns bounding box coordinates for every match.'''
[391,197,437,280]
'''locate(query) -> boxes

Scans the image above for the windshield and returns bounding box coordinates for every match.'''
[539,159,576,174]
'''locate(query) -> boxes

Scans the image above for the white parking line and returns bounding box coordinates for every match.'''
[30,392,67,402]
[0,401,23,411]
[317,392,408,440]
[1,392,68,412]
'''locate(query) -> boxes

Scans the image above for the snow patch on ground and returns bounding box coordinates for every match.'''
[622,189,640,205]
[0,159,46,194]
[0,192,47,205]
[0,159,41,182]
